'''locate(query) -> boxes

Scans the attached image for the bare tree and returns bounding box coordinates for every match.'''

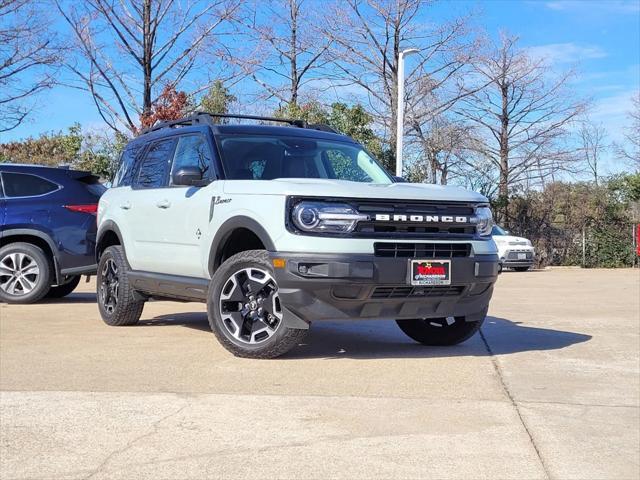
[457,34,586,221]
[322,0,480,172]
[0,0,60,132]
[616,91,640,169]
[56,0,240,133]
[237,0,330,107]
[408,116,469,184]
[579,119,607,185]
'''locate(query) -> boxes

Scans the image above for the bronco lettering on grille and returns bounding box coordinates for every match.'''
[374,214,470,223]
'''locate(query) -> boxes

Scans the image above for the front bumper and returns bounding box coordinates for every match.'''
[500,248,535,268]
[270,252,499,327]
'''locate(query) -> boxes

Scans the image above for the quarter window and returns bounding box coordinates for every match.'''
[170,135,212,184]
[1,172,58,198]
[135,138,176,188]
[113,143,144,187]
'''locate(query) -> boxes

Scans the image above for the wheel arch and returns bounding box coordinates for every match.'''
[96,221,125,263]
[0,228,60,283]
[208,216,276,277]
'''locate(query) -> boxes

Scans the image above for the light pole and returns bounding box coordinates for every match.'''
[395,48,419,178]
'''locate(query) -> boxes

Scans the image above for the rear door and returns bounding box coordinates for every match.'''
[126,137,177,272]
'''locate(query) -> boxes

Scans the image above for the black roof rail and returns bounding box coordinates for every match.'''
[138,111,340,136]
[193,112,308,128]
[306,123,338,134]
[139,111,309,135]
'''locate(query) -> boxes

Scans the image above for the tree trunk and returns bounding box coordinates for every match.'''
[498,81,510,223]
[142,0,152,117]
[289,0,298,106]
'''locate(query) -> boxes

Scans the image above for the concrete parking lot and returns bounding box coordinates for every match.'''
[1,268,638,479]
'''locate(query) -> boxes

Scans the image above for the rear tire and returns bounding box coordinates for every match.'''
[207,250,307,359]
[97,246,144,326]
[0,242,51,304]
[46,275,81,298]
[396,316,484,346]
[514,266,530,272]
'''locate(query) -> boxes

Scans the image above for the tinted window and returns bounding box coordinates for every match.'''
[2,172,58,197]
[135,138,176,188]
[113,143,144,187]
[170,135,212,184]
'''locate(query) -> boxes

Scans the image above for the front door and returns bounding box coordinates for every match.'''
[154,133,220,278]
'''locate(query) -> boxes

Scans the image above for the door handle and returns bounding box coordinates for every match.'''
[120,202,131,210]
[156,199,171,209]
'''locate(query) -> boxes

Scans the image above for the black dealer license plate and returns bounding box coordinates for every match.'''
[409,259,451,286]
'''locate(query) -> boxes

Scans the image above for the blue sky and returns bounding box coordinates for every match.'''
[3,0,639,176]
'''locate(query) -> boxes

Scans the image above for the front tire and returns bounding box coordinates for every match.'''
[207,250,307,359]
[396,316,484,346]
[97,246,144,326]
[0,242,51,304]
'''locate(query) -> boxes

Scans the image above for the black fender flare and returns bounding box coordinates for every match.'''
[0,228,61,283]
[208,216,276,276]
[96,220,126,262]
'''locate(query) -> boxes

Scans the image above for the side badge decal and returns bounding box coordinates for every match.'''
[210,196,231,222]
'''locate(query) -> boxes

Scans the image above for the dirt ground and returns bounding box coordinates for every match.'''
[1,268,638,479]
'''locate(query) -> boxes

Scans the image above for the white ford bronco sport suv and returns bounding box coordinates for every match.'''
[96,112,499,358]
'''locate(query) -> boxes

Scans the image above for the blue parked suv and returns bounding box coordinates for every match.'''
[0,164,105,303]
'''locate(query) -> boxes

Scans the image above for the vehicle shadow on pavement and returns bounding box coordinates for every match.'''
[40,292,97,304]
[142,313,591,359]
[140,312,212,331]
[284,316,592,359]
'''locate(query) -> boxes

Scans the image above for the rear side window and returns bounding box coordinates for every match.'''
[135,138,176,189]
[1,172,58,198]
[112,143,143,187]
[170,135,212,184]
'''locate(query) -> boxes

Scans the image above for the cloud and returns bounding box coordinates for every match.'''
[544,1,640,14]
[527,43,607,65]
[591,89,637,143]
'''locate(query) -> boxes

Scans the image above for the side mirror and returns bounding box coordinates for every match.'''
[172,167,207,187]
[393,176,408,183]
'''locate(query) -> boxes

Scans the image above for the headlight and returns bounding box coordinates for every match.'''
[291,202,368,234]
[473,206,493,236]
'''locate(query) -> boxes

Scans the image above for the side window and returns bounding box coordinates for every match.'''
[170,135,212,184]
[1,172,58,197]
[113,143,143,187]
[135,138,176,189]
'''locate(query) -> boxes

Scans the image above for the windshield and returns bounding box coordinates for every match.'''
[217,135,393,184]
[492,225,508,236]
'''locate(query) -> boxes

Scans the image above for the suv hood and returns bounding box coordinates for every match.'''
[223,178,487,203]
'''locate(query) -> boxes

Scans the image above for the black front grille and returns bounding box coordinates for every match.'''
[353,199,476,237]
[371,285,465,299]
[507,251,533,260]
[374,242,471,258]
